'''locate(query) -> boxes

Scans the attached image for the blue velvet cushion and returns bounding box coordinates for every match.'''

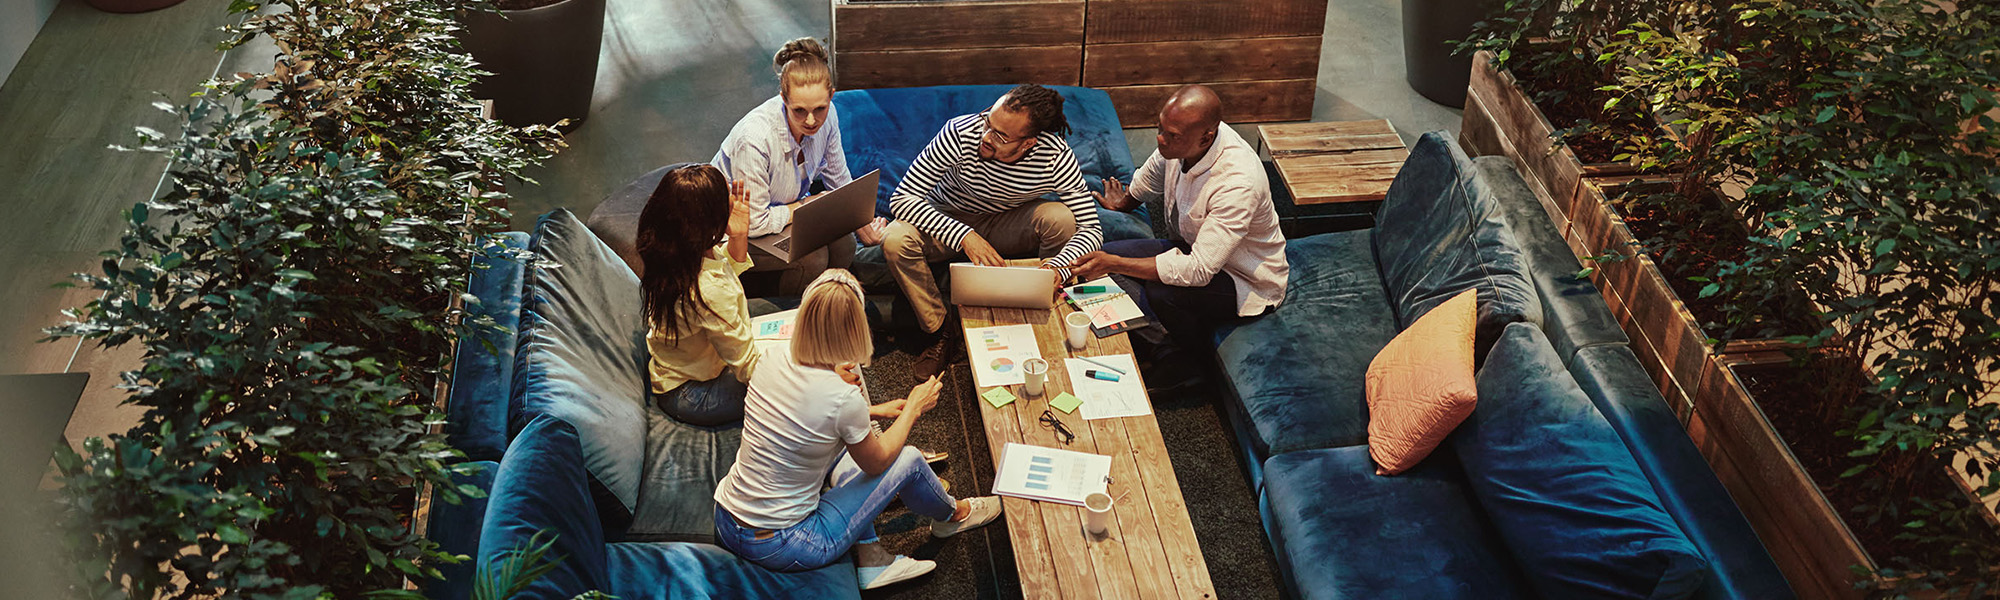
[1261,445,1533,600]
[1454,323,1708,599]
[831,85,1153,242]
[424,461,497,600]
[1214,231,1399,459]
[603,542,861,600]
[1372,132,1540,363]
[515,209,650,534]
[1474,156,1630,360]
[1570,345,1795,600]
[448,232,530,462]
[478,415,610,597]
[624,404,743,543]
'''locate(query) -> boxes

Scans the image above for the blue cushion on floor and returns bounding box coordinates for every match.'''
[625,404,743,543]
[1262,445,1533,600]
[1455,323,1708,600]
[448,232,530,462]
[516,209,650,534]
[603,542,861,599]
[423,461,497,600]
[478,415,610,597]
[1570,345,1795,600]
[1214,231,1399,458]
[1373,132,1540,363]
[1474,156,1629,360]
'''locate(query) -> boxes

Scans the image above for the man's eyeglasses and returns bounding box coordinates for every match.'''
[1039,409,1075,446]
[982,114,1032,148]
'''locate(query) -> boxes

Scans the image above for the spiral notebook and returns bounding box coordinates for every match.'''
[1062,277,1151,337]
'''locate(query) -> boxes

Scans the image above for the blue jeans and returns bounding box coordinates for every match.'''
[1100,238,1242,362]
[652,373,748,427]
[714,446,957,572]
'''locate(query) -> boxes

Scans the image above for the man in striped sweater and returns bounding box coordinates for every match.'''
[881,84,1103,378]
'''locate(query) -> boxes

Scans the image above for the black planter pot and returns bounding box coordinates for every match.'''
[1401,0,1490,108]
[459,0,606,129]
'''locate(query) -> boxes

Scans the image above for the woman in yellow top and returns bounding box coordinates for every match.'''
[640,164,766,426]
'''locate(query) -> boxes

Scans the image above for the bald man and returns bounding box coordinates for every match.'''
[1070,85,1289,390]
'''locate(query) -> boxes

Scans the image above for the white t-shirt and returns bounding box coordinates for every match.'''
[713,346,873,529]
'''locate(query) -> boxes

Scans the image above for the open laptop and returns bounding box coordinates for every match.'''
[950,263,1058,309]
[749,169,881,262]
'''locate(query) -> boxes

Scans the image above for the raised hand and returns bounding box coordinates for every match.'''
[726,180,752,241]
[1093,178,1136,212]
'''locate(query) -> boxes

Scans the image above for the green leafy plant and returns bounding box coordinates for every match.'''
[48,0,560,597]
[473,531,614,600]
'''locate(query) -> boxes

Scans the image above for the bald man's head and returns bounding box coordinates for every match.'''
[1155,85,1223,162]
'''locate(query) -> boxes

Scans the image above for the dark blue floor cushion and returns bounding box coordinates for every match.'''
[479,414,611,597]
[516,209,651,535]
[448,232,530,462]
[1473,156,1630,361]
[1372,132,1540,364]
[1570,345,1795,600]
[424,461,498,600]
[626,403,743,543]
[1214,230,1399,458]
[1455,323,1708,600]
[603,542,861,600]
[1261,445,1533,600]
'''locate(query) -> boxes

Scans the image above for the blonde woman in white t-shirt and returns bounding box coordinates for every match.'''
[712,269,1004,590]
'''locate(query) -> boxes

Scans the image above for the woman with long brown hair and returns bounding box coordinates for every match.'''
[638,164,763,426]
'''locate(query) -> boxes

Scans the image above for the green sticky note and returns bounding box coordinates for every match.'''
[1049,392,1084,414]
[981,387,1017,408]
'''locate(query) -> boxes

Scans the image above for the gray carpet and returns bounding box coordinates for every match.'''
[849,318,1282,600]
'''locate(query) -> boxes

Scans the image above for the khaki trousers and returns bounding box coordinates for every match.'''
[883,201,1077,333]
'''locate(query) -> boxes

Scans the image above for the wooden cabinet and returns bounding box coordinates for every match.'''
[832,0,1327,127]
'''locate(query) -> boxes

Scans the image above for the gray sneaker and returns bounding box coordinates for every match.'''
[931,496,1004,538]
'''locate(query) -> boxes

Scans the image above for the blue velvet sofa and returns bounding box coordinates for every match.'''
[1211,132,1797,599]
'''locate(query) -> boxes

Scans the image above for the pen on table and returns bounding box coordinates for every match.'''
[1074,355,1127,375]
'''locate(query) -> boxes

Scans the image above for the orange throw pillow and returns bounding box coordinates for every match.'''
[1367,288,1479,475]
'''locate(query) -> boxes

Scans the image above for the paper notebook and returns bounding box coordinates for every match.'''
[1062,277,1150,337]
[991,443,1111,506]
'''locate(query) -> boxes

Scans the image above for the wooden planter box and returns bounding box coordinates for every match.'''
[1459,49,1655,234]
[1691,350,1875,600]
[831,0,1085,90]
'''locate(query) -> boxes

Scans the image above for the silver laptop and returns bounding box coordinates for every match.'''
[750,170,881,262]
[949,263,1058,309]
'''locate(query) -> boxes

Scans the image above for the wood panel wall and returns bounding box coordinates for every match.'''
[831,0,1084,89]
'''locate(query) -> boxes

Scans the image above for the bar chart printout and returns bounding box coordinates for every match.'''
[991,443,1111,506]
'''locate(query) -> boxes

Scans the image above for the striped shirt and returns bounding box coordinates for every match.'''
[889,112,1102,275]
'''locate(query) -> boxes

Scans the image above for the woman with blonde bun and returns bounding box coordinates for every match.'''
[713,38,887,296]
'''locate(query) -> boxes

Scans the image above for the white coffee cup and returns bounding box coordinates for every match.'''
[1065,312,1093,350]
[1022,358,1049,397]
[1083,491,1114,537]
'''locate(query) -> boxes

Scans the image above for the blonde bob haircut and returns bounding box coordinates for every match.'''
[791,269,872,369]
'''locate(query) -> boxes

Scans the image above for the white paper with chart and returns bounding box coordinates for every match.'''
[963,324,1041,388]
[991,442,1111,506]
[751,309,798,350]
[1063,354,1151,420]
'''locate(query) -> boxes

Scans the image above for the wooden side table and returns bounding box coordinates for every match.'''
[1258,119,1410,235]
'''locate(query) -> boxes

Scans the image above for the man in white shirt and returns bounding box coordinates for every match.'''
[1070,85,1289,390]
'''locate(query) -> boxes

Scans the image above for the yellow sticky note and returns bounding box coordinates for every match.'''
[1049,392,1084,414]
[982,387,1017,408]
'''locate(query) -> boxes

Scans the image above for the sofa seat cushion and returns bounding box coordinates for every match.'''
[831,85,1153,242]
[1262,445,1532,600]
[423,461,498,600]
[1473,156,1629,360]
[626,404,744,543]
[1571,345,1794,600]
[604,542,860,600]
[1455,323,1708,600]
[478,415,610,597]
[448,232,530,462]
[1215,230,1399,458]
[516,209,651,533]
[1372,132,1540,364]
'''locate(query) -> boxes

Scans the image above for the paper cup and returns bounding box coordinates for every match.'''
[1065,312,1093,350]
[1083,491,1114,536]
[1022,358,1049,397]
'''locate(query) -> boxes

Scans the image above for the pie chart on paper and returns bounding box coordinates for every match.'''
[990,357,1015,373]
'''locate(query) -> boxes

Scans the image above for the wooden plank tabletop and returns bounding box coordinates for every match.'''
[959,291,1217,600]
[1260,119,1409,205]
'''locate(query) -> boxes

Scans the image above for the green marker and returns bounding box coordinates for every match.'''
[1074,285,1107,293]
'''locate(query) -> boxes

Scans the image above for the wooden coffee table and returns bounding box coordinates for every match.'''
[1260,119,1410,205]
[958,295,1217,600]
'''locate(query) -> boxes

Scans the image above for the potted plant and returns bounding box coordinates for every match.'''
[48,0,559,595]
[458,0,607,129]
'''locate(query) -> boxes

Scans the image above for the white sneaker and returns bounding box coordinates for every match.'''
[931,496,1004,538]
[857,555,936,590]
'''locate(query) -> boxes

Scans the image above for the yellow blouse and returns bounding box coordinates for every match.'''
[647,243,760,393]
